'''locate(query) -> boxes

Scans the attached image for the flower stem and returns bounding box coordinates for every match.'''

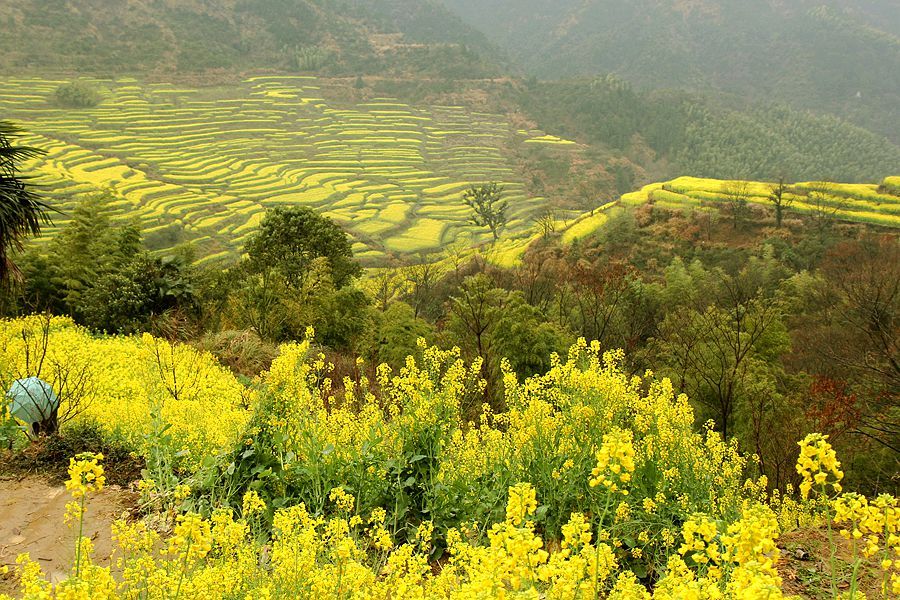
[75,494,85,578]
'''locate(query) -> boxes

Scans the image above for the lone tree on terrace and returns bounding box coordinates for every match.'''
[464,182,507,242]
[767,177,792,229]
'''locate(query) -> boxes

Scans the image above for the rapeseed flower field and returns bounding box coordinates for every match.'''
[0,317,897,598]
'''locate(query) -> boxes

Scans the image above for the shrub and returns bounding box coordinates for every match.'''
[54,81,103,108]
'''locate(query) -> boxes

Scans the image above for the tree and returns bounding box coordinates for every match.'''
[404,257,446,320]
[651,264,789,440]
[533,208,556,240]
[492,293,572,378]
[819,237,899,455]
[445,274,507,405]
[722,181,752,230]
[41,194,141,317]
[0,121,52,284]
[367,301,433,368]
[245,207,361,289]
[463,183,507,241]
[767,177,792,228]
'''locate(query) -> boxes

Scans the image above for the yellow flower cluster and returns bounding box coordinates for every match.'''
[168,512,214,563]
[796,433,843,499]
[0,482,813,600]
[65,452,105,499]
[832,492,900,596]
[589,428,636,494]
[506,482,538,525]
[5,324,900,598]
[669,505,786,598]
[241,489,267,517]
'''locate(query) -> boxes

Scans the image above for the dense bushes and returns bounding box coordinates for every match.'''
[53,81,102,108]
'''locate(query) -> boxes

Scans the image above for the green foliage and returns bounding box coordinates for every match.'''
[367,301,433,368]
[25,194,141,316]
[1,0,500,78]
[245,207,361,289]
[445,0,900,140]
[308,286,371,352]
[521,80,900,183]
[880,176,900,196]
[285,46,332,72]
[10,194,200,335]
[445,273,573,406]
[81,253,198,335]
[491,293,573,378]
[54,81,102,108]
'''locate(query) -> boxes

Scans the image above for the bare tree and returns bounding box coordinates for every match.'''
[722,181,752,230]
[819,237,899,453]
[767,177,793,228]
[404,257,446,320]
[805,181,845,231]
[534,207,556,240]
[370,265,404,313]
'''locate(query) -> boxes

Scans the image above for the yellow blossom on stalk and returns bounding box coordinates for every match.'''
[329,487,355,513]
[64,500,84,526]
[796,433,843,499]
[560,512,593,550]
[168,513,212,563]
[14,554,50,598]
[589,428,636,495]
[679,515,721,567]
[65,453,105,499]
[506,483,538,525]
[415,521,434,547]
[241,490,266,517]
[833,493,870,541]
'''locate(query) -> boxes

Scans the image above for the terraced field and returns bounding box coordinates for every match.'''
[622,176,900,228]
[1,76,580,264]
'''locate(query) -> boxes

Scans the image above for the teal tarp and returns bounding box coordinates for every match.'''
[6,377,58,425]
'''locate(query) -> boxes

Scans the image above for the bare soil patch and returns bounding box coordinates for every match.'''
[0,476,137,596]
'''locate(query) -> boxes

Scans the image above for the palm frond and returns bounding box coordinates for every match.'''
[0,121,52,283]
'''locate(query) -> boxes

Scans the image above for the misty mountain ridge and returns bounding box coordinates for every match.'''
[441,0,900,140]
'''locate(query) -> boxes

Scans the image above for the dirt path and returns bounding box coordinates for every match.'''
[0,476,135,594]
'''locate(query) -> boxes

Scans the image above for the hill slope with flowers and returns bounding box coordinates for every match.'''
[0,315,897,598]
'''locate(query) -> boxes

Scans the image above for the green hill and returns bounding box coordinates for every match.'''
[518,78,900,184]
[0,0,503,78]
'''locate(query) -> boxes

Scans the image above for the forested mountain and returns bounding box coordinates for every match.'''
[442,0,900,140]
[519,78,900,182]
[0,0,503,77]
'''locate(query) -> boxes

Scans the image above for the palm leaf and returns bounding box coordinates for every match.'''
[0,120,53,283]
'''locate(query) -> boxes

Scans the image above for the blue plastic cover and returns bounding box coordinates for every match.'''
[6,377,58,425]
